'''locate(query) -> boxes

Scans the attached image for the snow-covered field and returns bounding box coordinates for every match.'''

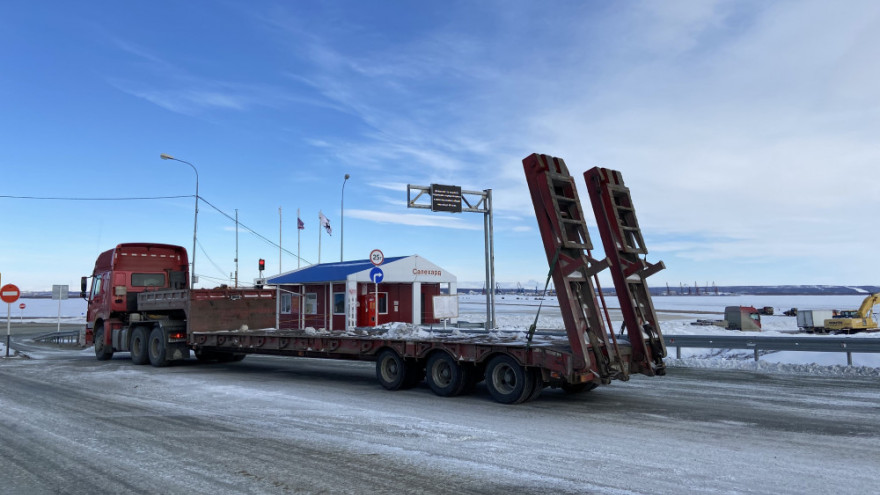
[459,294,880,372]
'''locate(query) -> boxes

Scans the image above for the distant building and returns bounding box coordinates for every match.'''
[266,255,457,331]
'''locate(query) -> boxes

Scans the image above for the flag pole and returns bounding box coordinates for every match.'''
[279,206,282,273]
[297,208,301,269]
[318,210,322,264]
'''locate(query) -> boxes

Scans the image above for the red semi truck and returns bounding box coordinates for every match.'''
[82,154,667,403]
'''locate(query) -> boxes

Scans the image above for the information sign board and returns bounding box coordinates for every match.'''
[430,184,462,213]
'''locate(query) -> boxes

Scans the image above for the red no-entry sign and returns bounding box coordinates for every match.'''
[19,303,26,310]
[1,284,20,304]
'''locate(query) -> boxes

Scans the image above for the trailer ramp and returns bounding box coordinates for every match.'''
[585,167,666,376]
[522,154,625,383]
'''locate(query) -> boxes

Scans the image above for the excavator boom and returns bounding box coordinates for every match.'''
[824,292,880,333]
[857,293,880,318]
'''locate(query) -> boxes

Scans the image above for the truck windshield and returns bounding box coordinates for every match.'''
[131,273,166,287]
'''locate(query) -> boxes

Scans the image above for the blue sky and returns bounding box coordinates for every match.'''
[1,0,879,291]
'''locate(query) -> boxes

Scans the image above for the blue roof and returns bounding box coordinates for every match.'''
[267,257,407,284]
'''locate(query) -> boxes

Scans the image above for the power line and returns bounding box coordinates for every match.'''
[1,192,313,267]
[198,196,311,266]
[0,194,193,200]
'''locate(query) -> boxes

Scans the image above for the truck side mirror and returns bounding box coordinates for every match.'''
[81,276,88,299]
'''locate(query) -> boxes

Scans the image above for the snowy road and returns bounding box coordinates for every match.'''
[1,338,878,494]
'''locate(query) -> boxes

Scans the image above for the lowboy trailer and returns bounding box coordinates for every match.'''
[83,153,666,404]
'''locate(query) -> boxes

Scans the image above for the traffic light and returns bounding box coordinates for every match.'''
[258,258,265,272]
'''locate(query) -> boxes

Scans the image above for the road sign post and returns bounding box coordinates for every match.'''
[53,284,69,333]
[369,251,384,326]
[370,266,384,327]
[407,184,495,329]
[2,283,21,358]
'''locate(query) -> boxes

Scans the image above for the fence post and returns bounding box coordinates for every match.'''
[847,352,852,366]
[754,348,759,362]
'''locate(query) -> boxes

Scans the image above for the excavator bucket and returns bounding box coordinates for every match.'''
[584,167,666,376]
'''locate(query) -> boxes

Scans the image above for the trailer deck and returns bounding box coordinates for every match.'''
[191,326,634,385]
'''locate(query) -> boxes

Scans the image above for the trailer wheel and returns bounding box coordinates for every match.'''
[147,327,169,367]
[426,352,469,397]
[195,349,217,362]
[94,323,113,361]
[485,355,535,404]
[376,349,408,390]
[460,364,483,395]
[527,370,546,402]
[561,382,598,394]
[217,353,246,363]
[130,327,149,365]
[402,360,425,388]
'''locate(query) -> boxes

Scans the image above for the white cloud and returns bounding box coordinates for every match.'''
[345,209,481,230]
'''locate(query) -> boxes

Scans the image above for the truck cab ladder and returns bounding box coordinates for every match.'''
[585,167,666,376]
[523,154,624,381]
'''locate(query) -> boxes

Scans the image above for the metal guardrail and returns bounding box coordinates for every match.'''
[32,331,80,345]
[664,334,880,366]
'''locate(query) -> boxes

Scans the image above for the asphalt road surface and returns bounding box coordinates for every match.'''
[1,325,878,494]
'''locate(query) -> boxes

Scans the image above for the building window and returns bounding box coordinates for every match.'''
[333,292,345,315]
[378,293,388,314]
[281,293,292,314]
[304,293,317,315]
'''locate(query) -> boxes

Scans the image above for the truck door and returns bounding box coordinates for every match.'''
[88,273,108,321]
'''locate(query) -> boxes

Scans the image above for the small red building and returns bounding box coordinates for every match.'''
[267,255,458,331]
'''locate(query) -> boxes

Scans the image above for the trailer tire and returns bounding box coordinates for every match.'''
[130,327,150,365]
[148,327,169,367]
[561,382,598,394]
[460,364,482,395]
[195,349,218,362]
[376,349,408,390]
[94,323,113,361]
[426,352,468,397]
[527,370,545,402]
[217,353,246,363]
[402,360,425,389]
[485,355,535,404]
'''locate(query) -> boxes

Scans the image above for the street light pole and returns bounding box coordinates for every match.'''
[160,153,199,287]
[340,173,350,262]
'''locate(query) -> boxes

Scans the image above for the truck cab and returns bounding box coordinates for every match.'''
[83,243,189,346]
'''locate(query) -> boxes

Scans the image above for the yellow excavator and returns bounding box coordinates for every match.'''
[823,292,880,334]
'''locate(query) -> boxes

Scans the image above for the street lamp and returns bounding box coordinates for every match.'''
[340,173,350,262]
[160,153,199,287]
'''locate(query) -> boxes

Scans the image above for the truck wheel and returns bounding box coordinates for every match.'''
[148,327,169,367]
[94,323,114,361]
[376,349,408,390]
[485,355,535,404]
[130,327,149,365]
[426,352,468,397]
